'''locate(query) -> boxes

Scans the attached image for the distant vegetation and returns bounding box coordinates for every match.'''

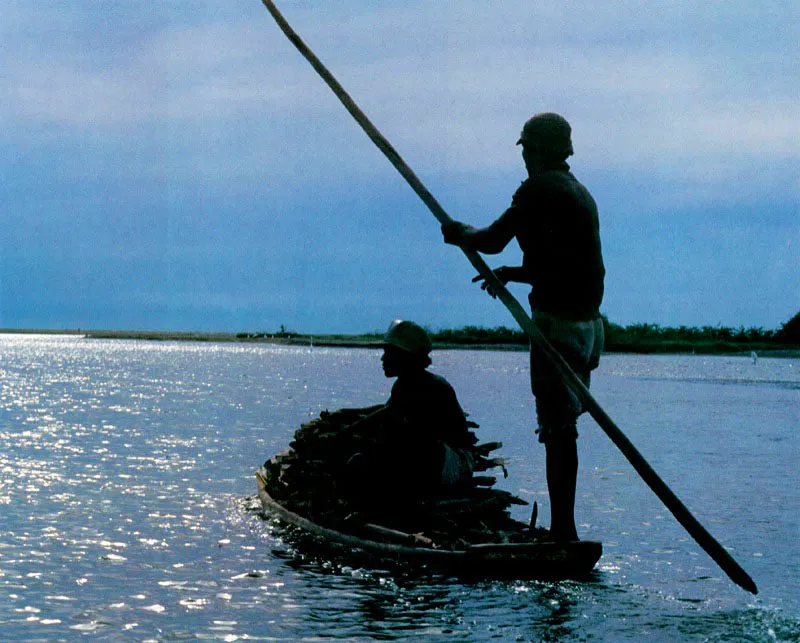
[432,325,525,347]
[598,317,780,354]
[773,310,800,344]
[425,312,800,354]
[38,310,798,355]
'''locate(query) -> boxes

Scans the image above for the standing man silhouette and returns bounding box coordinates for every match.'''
[442,113,605,541]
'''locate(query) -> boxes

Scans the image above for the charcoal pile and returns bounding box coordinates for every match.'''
[262,407,545,549]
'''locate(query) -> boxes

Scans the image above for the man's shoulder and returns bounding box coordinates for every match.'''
[511,178,536,206]
[421,370,454,390]
[413,371,459,401]
[393,370,452,392]
[389,371,460,411]
[514,169,576,196]
[538,167,581,187]
[522,169,595,210]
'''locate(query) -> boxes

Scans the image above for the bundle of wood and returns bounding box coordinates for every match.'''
[263,407,541,548]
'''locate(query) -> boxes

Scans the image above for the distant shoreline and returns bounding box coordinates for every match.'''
[2,328,799,358]
[0,328,515,352]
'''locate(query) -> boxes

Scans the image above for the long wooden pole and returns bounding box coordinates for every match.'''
[259,0,757,595]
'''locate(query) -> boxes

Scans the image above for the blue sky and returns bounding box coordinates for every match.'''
[2,1,798,334]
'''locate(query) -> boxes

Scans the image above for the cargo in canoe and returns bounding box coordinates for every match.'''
[255,408,602,579]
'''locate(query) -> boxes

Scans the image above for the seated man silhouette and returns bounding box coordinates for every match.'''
[344,320,477,503]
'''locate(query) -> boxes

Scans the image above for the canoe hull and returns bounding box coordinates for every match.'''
[256,470,602,580]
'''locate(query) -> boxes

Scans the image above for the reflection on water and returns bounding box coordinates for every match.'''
[0,334,797,640]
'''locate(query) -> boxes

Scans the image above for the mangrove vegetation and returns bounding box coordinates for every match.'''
[250,310,800,355]
[6,310,798,355]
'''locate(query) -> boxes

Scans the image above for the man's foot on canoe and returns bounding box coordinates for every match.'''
[540,528,580,543]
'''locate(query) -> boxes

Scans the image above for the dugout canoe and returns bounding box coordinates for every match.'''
[256,468,602,579]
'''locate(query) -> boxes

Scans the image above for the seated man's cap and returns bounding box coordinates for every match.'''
[383,320,432,356]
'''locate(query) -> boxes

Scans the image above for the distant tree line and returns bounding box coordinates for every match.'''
[599,318,772,354]
[250,310,800,353]
[433,325,525,346]
[774,310,800,344]
[429,310,800,353]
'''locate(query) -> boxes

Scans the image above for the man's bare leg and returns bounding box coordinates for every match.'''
[545,434,579,542]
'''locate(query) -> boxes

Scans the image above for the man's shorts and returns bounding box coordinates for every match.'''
[530,310,604,442]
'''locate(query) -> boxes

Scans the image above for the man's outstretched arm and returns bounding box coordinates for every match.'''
[441,219,514,254]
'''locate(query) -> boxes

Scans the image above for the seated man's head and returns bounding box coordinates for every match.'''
[381,320,432,376]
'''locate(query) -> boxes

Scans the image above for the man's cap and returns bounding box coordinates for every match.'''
[383,320,432,356]
[516,112,574,157]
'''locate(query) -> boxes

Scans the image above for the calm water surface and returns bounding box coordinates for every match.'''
[1,334,798,641]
